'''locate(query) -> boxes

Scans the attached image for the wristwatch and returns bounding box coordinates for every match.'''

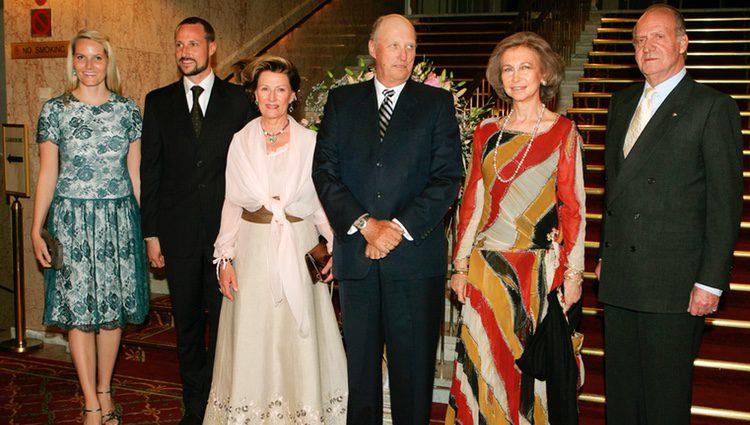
[354,213,370,230]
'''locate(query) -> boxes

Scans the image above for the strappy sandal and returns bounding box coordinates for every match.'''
[82,406,101,424]
[97,389,122,425]
[102,410,122,425]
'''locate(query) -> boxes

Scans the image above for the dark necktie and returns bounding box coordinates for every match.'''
[379,89,395,140]
[190,85,204,137]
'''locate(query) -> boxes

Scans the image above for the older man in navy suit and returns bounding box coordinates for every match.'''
[313,14,463,425]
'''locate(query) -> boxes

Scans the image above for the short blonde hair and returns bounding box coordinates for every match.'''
[486,32,564,103]
[65,29,121,98]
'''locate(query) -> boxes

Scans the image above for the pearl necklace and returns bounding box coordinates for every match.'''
[261,119,290,144]
[492,104,545,183]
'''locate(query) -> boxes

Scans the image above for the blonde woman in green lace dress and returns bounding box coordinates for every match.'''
[30,29,148,425]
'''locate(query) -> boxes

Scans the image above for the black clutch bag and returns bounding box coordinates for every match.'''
[40,228,63,270]
[305,239,331,283]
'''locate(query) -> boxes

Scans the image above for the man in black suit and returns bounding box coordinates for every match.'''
[596,5,743,424]
[140,17,252,425]
[313,14,463,425]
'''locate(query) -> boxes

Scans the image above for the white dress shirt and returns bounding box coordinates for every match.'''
[183,71,216,116]
[374,78,407,109]
[635,67,686,120]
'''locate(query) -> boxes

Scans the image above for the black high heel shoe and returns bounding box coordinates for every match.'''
[97,389,122,425]
[82,406,101,424]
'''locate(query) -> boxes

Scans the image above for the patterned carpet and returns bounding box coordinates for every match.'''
[0,349,451,424]
[0,300,449,425]
[0,351,183,424]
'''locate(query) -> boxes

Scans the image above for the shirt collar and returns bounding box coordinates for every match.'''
[183,70,216,95]
[645,67,686,100]
[374,77,407,106]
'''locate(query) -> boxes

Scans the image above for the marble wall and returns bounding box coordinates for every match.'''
[2,0,401,332]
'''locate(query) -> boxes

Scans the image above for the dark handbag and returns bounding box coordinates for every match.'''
[40,228,63,270]
[305,238,331,283]
[516,288,583,424]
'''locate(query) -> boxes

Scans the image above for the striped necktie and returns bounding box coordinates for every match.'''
[190,85,204,137]
[623,87,656,158]
[379,89,395,140]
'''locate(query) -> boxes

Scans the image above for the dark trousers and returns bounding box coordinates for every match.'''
[339,263,444,425]
[164,244,222,420]
[603,304,705,425]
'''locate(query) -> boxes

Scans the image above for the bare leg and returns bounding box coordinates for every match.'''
[96,328,123,424]
[69,329,101,425]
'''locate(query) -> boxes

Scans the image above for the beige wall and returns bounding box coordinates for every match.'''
[2,0,400,332]
[2,0,326,331]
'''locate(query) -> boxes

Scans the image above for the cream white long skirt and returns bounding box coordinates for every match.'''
[203,220,348,424]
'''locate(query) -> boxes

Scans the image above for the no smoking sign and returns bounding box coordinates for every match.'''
[31,9,52,38]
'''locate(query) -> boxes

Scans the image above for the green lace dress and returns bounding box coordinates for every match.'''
[37,93,149,331]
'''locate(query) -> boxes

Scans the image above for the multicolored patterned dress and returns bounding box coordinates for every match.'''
[447,115,586,424]
[36,93,149,331]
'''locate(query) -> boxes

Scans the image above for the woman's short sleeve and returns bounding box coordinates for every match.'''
[125,99,143,143]
[36,99,61,145]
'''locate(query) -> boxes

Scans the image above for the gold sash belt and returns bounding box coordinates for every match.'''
[241,207,303,223]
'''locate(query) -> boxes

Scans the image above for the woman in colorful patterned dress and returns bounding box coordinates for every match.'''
[30,29,148,425]
[447,32,586,424]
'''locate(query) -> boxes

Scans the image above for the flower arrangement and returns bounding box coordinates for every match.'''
[302,58,493,172]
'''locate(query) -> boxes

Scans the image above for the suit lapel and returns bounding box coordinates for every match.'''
[609,87,641,176]
[200,78,224,143]
[172,81,197,143]
[359,80,379,143]
[384,79,418,140]
[607,76,693,206]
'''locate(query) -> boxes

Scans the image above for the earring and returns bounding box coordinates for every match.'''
[541,80,547,86]
[288,104,294,113]
[254,98,259,105]
[72,70,77,76]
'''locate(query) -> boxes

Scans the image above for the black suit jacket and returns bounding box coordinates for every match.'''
[313,79,463,280]
[140,77,253,258]
[598,74,743,312]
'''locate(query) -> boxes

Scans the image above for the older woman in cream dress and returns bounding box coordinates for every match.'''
[204,56,347,425]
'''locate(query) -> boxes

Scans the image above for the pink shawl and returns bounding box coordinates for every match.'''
[213,117,333,336]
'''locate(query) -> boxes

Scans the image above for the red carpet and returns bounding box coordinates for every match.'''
[0,351,183,424]
[1,303,451,425]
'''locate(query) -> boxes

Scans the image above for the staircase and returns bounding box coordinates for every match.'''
[413,14,516,82]
[567,9,750,424]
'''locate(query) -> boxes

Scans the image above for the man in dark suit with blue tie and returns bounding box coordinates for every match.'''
[140,17,253,425]
[596,5,743,424]
[313,14,463,425]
